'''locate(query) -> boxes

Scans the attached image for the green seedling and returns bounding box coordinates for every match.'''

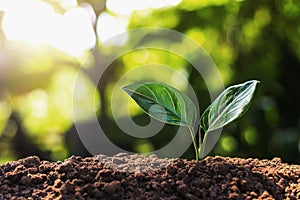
[122,80,259,160]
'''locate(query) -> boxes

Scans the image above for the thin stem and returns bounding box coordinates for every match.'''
[198,126,202,156]
[199,131,208,159]
[188,126,199,161]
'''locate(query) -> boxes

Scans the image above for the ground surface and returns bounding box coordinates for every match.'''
[0,153,299,199]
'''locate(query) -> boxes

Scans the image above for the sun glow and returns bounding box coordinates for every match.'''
[0,0,96,57]
[49,7,96,56]
[0,0,182,56]
[97,12,129,46]
[1,0,55,45]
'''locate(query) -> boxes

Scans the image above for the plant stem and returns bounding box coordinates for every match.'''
[188,127,199,161]
[199,131,208,159]
[198,127,202,159]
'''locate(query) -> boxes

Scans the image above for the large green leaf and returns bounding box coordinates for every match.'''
[122,82,197,128]
[200,80,259,132]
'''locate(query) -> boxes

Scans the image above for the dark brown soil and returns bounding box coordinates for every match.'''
[0,153,299,200]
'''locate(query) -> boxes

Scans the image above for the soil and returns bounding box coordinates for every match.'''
[0,153,299,200]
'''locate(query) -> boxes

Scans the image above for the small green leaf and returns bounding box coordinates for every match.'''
[122,82,197,128]
[200,80,259,132]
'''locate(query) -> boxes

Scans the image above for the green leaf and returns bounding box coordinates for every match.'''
[200,80,259,132]
[122,82,197,128]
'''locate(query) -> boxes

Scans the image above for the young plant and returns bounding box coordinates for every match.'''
[122,80,259,160]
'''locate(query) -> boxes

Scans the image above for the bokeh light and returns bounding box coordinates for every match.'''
[1,0,96,57]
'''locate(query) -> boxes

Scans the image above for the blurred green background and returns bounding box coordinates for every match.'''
[0,0,299,164]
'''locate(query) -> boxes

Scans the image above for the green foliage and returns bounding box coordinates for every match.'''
[122,82,197,128]
[124,0,300,163]
[123,80,259,160]
[200,80,259,132]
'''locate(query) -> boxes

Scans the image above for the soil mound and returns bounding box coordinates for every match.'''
[0,153,299,199]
